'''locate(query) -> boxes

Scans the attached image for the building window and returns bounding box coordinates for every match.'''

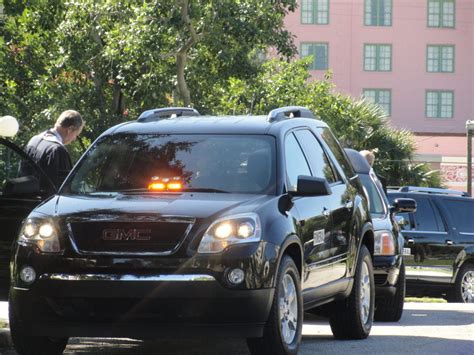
[364,44,392,71]
[427,45,455,72]
[426,91,454,118]
[365,0,392,26]
[363,89,392,116]
[428,0,455,28]
[301,0,329,25]
[301,43,328,70]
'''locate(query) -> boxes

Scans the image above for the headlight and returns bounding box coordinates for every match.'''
[374,230,395,256]
[19,218,61,253]
[198,213,261,254]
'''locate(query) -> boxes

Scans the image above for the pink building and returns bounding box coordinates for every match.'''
[285,0,473,191]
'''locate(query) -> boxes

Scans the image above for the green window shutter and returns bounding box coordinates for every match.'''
[365,0,392,26]
[314,43,328,70]
[301,43,328,70]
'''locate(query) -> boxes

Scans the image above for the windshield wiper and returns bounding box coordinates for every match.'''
[182,188,230,193]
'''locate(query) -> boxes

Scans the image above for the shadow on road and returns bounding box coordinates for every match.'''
[304,308,474,326]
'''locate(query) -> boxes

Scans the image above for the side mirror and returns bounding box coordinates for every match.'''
[3,175,41,196]
[291,176,332,197]
[391,198,417,214]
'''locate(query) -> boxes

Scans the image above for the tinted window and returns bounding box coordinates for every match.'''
[443,199,474,233]
[285,133,311,192]
[0,143,42,196]
[64,134,276,195]
[318,127,355,179]
[359,174,385,218]
[294,130,337,183]
[413,197,445,232]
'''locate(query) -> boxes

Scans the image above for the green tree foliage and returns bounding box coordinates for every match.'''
[206,59,443,187]
[1,0,296,161]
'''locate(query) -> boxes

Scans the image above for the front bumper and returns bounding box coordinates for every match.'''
[10,273,274,338]
[373,255,402,297]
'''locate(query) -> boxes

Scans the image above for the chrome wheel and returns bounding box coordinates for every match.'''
[279,273,298,344]
[461,271,474,303]
[359,261,371,325]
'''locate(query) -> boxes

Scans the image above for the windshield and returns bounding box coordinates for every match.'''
[359,173,386,218]
[63,134,276,195]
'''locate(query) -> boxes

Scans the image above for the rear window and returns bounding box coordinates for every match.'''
[63,134,276,195]
[443,199,474,234]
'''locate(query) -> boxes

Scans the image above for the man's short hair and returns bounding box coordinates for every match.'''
[55,110,84,130]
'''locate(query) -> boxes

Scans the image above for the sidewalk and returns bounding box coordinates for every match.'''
[0,301,11,347]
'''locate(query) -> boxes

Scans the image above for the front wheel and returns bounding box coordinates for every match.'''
[329,245,375,339]
[9,300,68,355]
[374,262,406,322]
[449,264,474,303]
[247,255,303,355]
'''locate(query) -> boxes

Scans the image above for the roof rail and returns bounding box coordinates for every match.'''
[267,106,315,122]
[137,107,200,122]
[399,186,470,197]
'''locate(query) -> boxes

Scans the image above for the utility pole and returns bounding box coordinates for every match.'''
[467,120,474,196]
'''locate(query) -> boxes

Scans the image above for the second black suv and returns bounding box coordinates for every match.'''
[388,187,474,303]
[7,107,375,355]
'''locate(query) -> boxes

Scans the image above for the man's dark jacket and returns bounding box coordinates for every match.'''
[22,130,72,190]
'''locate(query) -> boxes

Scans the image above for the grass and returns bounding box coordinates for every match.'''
[0,320,7,329]
[405,297,447,303]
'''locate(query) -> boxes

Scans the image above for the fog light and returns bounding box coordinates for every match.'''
[227,268,245,285]
[20,266,36,284]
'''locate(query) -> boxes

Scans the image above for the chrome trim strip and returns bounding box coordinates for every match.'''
[402,230,448,235]
[39,273,216,282]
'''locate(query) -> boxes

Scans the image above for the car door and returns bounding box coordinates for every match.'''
[0,138,55,297]
[284,131,333,305]
[392,195,458,283]
[293,129,350,283]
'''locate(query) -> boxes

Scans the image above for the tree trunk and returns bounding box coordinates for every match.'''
[176,51,191,107]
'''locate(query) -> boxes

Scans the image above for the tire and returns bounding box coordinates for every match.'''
[329,245,375,339]
[448,264,474,303]
[247,255,303,355]
[9,300,68,355]
[374,262,405,322]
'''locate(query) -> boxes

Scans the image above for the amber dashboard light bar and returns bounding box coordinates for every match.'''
[148,176,183,191]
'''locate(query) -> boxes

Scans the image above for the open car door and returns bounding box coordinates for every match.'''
[0,122,56,299]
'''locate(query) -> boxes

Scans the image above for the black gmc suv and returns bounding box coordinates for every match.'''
[388,187,474,303]
[4,107,375,355]
[345,149,416,321]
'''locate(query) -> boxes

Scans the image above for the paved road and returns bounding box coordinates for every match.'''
[0,302,473,354]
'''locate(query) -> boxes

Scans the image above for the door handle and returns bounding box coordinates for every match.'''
[446,240,454,246]
[322,208,330,218]
[345,200,353,209]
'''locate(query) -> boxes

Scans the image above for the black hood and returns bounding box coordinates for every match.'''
[33,192,274,220]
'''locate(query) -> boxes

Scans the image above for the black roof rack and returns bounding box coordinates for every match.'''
[267,106,315,122]
[398,186,470,197]
[137,107,200,122]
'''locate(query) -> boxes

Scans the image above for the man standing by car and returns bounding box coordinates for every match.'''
[22,110,84,189]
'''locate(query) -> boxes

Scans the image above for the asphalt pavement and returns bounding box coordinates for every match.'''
[0,302,472,354]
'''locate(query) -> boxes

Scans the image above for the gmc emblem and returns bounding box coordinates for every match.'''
[101,229,152,241]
